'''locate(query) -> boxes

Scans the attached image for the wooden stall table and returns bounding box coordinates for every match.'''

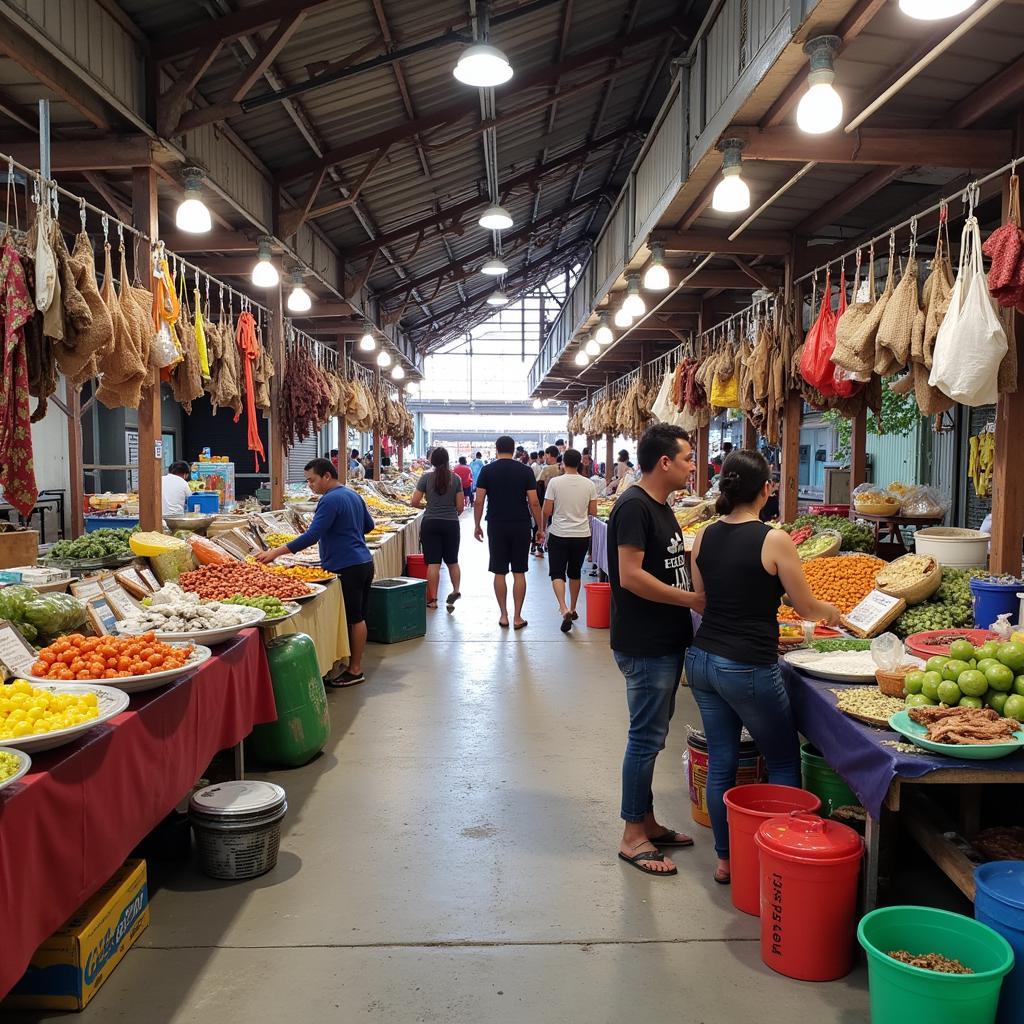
[854,512,944,561]
[266,577,350,676]
[0,630,276,1000]
[783,662,1024,910]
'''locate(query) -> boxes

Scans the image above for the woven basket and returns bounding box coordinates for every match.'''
[854,498,901,516]
[875,554,942,606]
[875,665,917,698]
[797,530,842,561]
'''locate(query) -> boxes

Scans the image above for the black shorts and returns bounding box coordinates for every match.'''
[487,520,533,575]
[463,486,473,503]
[547,534,590,580]
[420,518,461,565]
[338,560,374,624]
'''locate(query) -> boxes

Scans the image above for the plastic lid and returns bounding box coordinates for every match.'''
[755,812,863,862]
[190,780,286,816]
[975,861,1024,911]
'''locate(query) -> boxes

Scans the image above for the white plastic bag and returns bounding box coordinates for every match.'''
[990,612,1014,642]
[870,632,905,671]
[930,217,1007,407]
[651,369,675,423]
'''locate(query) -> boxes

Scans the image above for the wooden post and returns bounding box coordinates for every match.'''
[850,408,868,489]
[781,393,802,523]
[742,418,757,451]
[397,430,404,471]
[66,378,84,538]
[696,425,710,495]
[566,401,575,449]
[132,167,161,532]
[605,433,614,485]
[337,413,348,483]
[267,282,286,508]
[372,368,382,480]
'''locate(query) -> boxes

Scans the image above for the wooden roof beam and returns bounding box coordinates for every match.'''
[650,229,790,255]
[0,137,172,171]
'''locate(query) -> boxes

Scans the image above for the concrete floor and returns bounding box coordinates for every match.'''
[18,518,869,1023]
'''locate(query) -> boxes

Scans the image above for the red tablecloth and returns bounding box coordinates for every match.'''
[0,629,277,999]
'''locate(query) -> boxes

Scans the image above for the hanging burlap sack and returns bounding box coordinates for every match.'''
[834,252,893,377]
[875,256,920,375]
[50,228,90,344]
[54,232,113,386]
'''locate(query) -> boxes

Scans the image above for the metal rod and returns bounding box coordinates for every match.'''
[728,161,817,241]
[37,100,50,182]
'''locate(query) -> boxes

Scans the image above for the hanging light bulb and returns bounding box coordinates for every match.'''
[391,365,405,380]
[643,243,670,290]
[376,350,392,368]
[541,398,550,407]
[486,288,509,306]
[898,0,976,18]
[594,314,613,345]
[614,304,633,328]
[175,166,211,233]
[532,398,542,409]
[480,257,508,276]
[479,205,513,231]
[405,379,419,395]
[712,139,751,213]
[286,272,312,313]
[453,43,513,87]
[585,338,600,357]
[622,276,646,318]
[251,236,279,288]
[574,350,589,367]
[797,37,843,135]
[358,327,376,352]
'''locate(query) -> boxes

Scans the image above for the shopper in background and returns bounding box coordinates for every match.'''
[614,449,632,481]
[608,424,704,877]
[687,449,841,885]
[411,448,464,609]
[258,458,375,687]
[349,449,364,479]
[161,461,193,516]
[474,435,545,630]
[579,448,595,478]
[469,451,485,485]
[453,456,474,506]
[760,472,781,522]
[543,449,598,633]
[330,449,339,470]
[362,452,375,480]
[534,445,562,556]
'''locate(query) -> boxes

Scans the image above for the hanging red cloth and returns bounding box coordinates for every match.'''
[799,270,838,397]
[0,240,39,517]
[235,311,266,471]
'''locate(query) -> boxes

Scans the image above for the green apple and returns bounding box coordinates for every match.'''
[958,696,984,709]
[987,691,1010,715]
[977,658,1000,673]
[1014,675,1024,697]
[906,693,937,707]
[957,670,989,698]
[1002,694,1024,723]
[937,680,962,705]
[926,656,951,675]
[949,639,977,662]
[904,671,926,695]
[997,642,1024,673]
[942,660,970,682]
[977,641,1001,661]
[921,675,942,702]
[984,663,1015,692]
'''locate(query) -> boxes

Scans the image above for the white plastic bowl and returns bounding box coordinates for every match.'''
[913,526,990,568]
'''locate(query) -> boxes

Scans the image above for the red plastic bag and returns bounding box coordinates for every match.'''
[799,271,838,397]
[830,272,861,398]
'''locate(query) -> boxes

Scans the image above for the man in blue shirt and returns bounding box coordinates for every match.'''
[469,451,484,484]
[258,458,375,687]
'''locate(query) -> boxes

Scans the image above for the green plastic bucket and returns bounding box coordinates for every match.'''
[858,906,1014,1024]
[800,743,860,816]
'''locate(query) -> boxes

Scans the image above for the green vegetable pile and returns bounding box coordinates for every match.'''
[808,638,873,653]
[784,515,874,554]
[893,568,975,638]
[47,528,135,562]
[0,585,86,643]
[223,594,288,619]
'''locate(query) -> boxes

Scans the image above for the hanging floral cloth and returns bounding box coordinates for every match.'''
[0,239,39,517]
[235,309,266,470]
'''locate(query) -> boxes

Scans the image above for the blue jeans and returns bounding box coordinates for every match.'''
[615,651,685,822]
[684,647,801,858]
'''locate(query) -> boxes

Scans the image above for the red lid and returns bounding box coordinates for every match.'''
[755,812,863,863]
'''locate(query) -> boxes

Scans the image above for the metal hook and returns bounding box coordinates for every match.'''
[79,197,87,232]
[101,212,109,241]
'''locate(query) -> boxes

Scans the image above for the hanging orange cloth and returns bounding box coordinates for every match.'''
[235,310,266,471]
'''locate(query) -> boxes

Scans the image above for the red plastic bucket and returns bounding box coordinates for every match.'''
[723,783,821,916]
[405,553,428,579]
[584,582,611,628]
[755,812,863,981]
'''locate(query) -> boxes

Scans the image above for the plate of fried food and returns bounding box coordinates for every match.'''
[889,706,1024,759]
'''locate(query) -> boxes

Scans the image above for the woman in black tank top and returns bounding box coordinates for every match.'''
[684,451,841,885]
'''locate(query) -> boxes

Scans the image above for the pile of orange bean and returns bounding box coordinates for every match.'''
[778,554,885,617]
[178,564,312,601]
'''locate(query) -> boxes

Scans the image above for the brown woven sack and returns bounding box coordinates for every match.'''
[834,253,893,376]
[55,232,113,385]
[875,256,920,375]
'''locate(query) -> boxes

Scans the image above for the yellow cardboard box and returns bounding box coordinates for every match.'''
[4,859,149,1010]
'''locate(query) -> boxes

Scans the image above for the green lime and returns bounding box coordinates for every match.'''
[904,671,925,695]
[921,675,942,702]
[977,641,1001,661]
[937,680,962,705]
[958,670,989,698]
[926,656,951,675]
[977,658,1000,673]
[984,663,1014,692]
[987,691,1010,715]
[958,695,984,709]
[949,639,977,662]
[1003,694,1024,723]
[942,660,969,682]
[905,693,936,707]
[998,642,1024,673]
[1015,676,1024,697]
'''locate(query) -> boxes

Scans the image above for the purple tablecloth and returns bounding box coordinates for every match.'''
[590,516,608,574]
[784,663,1024,818]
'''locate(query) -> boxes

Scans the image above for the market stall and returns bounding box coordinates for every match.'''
[0,629,276,999]
[267,578,349,675]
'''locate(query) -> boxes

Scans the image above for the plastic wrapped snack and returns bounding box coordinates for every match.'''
[899,485,948,518]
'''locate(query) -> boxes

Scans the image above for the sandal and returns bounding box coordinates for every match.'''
[513,620,528,630]
[648,829,695,848]
[618,843,677,877]
[560,612,573,633]
[426,599,438,609]
[327,670,365,688]
[714,869,731,885]
[446,591,461,606]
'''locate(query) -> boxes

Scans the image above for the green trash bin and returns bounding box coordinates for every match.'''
[366,577,427,644]
[801,742,860,817]
[858,906,1014,1024]
[248,633,330,767]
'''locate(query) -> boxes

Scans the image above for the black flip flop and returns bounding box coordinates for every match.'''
[514,620,528,630]
[426,599,438,609]
[649,829,695,848]
[571,611,579,620]
[326,670,365,688]
[499,620,510,628]
[560,612,572,633]
[446,591,461,607]
[618,848,677,877]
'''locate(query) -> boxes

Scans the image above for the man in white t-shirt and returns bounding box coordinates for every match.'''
[161,461,193,516]
[542,448,598,632]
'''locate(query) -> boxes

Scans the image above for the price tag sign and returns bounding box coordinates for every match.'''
[842,589,906,638]
[87,596,119,637]
[138,567,160,592]
[71,576,106,600]
[100,577,139,620]
[0,619,38,678]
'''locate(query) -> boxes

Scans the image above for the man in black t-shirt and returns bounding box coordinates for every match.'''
[608,423,705,878]
[474,435,546,629]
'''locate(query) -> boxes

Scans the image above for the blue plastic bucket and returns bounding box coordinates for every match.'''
[186,491,220,513]
[975,861,1024,1024]
[970,577,1021,629]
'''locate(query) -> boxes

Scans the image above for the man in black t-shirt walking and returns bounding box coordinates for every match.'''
[608,423,705,877]
[474,435,546,630]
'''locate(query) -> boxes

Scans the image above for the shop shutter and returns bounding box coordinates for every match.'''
[287,437,321,483]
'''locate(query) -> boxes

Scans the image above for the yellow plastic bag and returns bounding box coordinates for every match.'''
[710,372,740,408]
